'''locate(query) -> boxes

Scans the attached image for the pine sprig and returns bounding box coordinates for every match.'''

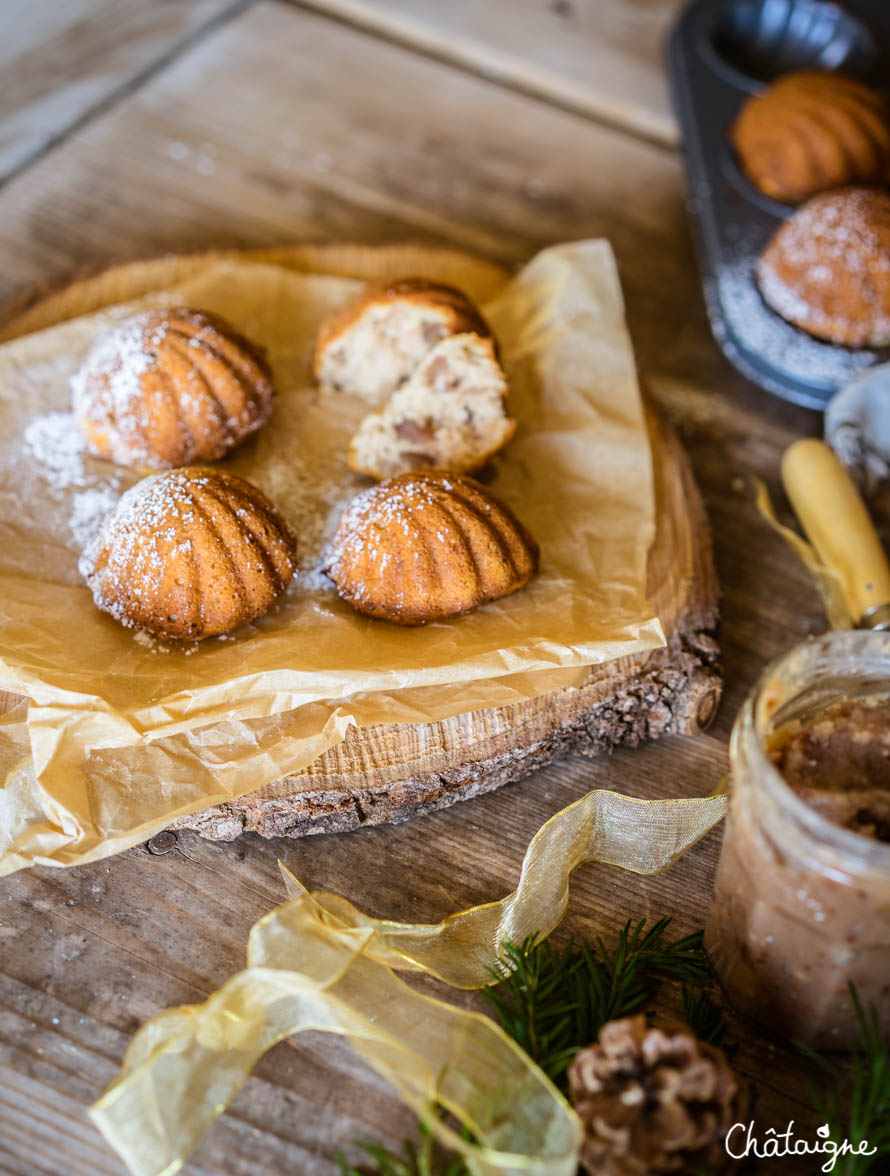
[481,936,587,1082]
[682,983,730,1051]
[482,917,715,1085]
[800,986,890,1176]
[337,918,728,1174]
[336,1121,470,1176]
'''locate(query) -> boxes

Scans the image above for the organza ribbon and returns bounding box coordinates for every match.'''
[753,478,851,630]
[89,787,727,1176]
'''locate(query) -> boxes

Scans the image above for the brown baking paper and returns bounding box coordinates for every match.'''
[0,240,662,873]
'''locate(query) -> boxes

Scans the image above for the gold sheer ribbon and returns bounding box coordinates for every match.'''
[753,478,851,630]
[89,788,727,1176]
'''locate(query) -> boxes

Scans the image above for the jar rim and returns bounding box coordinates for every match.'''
[740,630,890,872]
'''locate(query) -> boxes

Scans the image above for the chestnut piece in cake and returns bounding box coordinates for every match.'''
[732,71,890,204]
[314,277,491,404]
[323,470,538,624]
[757,187,890,347]
[80,467,297,639]
[348,333,515,479]
[72,307,276,468]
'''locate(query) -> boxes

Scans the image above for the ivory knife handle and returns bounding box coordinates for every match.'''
[781,438,890,627]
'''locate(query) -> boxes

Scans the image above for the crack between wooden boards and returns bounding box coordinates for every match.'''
[0,0,261,194]
[279,0,679,153]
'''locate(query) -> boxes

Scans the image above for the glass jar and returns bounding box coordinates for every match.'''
[705,630,890,1050]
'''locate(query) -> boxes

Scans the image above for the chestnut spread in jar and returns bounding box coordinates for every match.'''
[706,642,890,1050]
[768,698,890,842]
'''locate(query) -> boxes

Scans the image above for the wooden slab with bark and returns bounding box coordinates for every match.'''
[1,242,720,843]
[178,402,721,841]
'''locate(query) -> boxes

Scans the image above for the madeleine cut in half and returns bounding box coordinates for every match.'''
[323,470,538,624]
[348,333,515,479]
[314,277,491,404]
[71,307,276,468]
[80,467,297,639]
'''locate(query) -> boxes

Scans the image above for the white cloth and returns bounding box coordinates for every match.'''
[825,362,890,497]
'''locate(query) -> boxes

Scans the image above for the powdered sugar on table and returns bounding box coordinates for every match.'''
[23,412,90,491]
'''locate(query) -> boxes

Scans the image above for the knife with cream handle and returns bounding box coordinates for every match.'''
[782,438,890,630]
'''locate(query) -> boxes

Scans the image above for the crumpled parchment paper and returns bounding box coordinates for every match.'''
[0,239,663,874]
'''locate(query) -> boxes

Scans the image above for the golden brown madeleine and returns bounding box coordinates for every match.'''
[323,470,538,624]
[731,71,890,204]
[314,277,491,403]
[757,187,890,347]
[80,467,297,639]
[71,307,276,468]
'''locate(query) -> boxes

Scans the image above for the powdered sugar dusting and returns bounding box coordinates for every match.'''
[69,313,164,467]
[713,259,875,382]
[711,217,881,391]
[132,628,199,656]
[22,411,127,555]
[326,477,429,570]
[69,308,275,467]
[256,447,356,594]
[80,468,296,640]
[72,313,158,409]
[323,471,515,613]
[23,412,89,490]
[298,565,336,592]
[69,486,120,549]
[757,189,890,347]
[80,471,207,607]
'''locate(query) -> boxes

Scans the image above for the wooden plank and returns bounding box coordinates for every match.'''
[0,2,750,399]
[0,752,818,1175]
[0,2,860,1173]
[0,0,250,182]
[292,0,682,144]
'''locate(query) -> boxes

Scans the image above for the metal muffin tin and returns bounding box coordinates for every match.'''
[667,0,890,410]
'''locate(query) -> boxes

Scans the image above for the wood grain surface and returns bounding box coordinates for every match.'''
[0,0,247,182]
[2,2,886,1174]
[295,0,683,144]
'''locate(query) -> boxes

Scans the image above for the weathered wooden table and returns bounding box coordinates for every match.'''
[3,3,883,1173]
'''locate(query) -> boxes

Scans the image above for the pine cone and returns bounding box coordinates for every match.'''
[568,1015,742,1176]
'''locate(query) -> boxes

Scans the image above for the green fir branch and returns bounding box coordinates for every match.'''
[337,918,728,1174]
[337,933,890,1176]
[682,983,730,1051]
[799,986,890,1176]
[482,917,714,1086]
[336,1120,470,1176]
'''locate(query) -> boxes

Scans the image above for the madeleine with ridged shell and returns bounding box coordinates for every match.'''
[71,307,276,468]
[323,471,538,624]
[731,71,890,205]
[757,188,890,347]
[80,468,297,639]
